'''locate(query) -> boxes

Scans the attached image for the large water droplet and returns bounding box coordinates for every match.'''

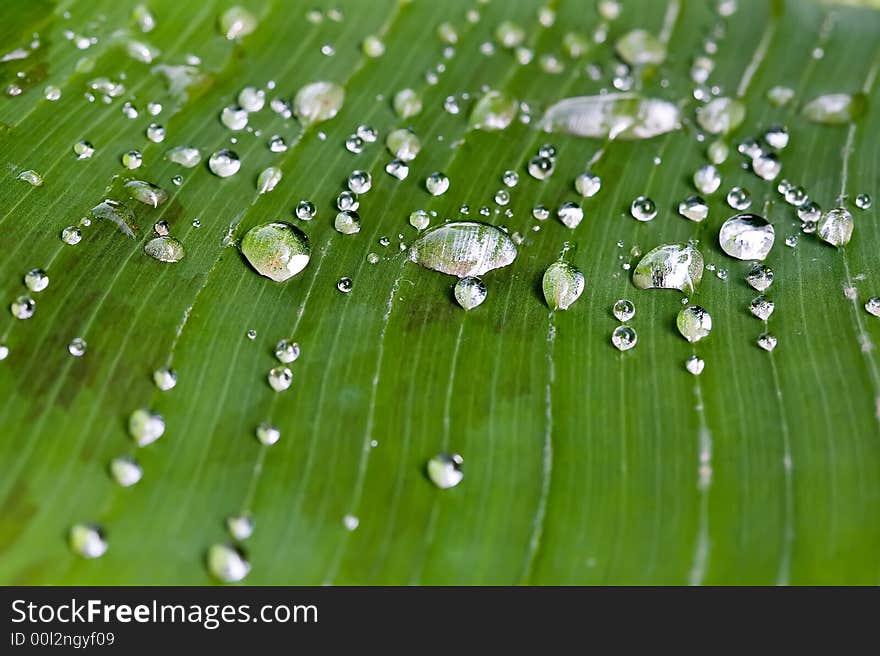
[558,201,584,228]
[817,206,853,246]
[124,180,168,207]
[679,195,709,222]
[540,94,681,140]
[385,128,421,161]
[632,243,704,294]
[145,236,185,263]
[294,81,344,126]
[543,260,584,310]
[166,145,201,168]
[802,92,866,124]
[240,222,310,281]
[208,149,241,177]
[454,276,487,310]
[410,221,517,278]
[677,306,713,342]
[696,97,746,135]
[719,214,775,260]
[427,453,464,489]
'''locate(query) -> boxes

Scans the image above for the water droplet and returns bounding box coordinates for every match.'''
[166,145,201,168]
[763,124,789,149]
[611,325,638,351]
[746,263,774,291]
[630,196,657,221]
[142,123,165,144]
[707,139,728,164]
[220,6,257,40]
[208,149,241,177]
[69,523,107,559]
[348,169,372,194]
[238,86,265,112]
[454,276,487,310]
[144,236,185,263]
[274,339,300,364]
[797,201,822,223]
[527,156,555,180]
[469,89,518,131]
[410,221,517,278]
[409,209,430,230]
[726,186,751,210]
[68,337,87,357]
[693,164,721,195]
[615,29,666,66]
[125,180,168,207]
[532,205,550,221]
[268,134,287,153]
[752,152,781,181]
[543,261,584,310]
[426,172,450,196]
[632,243,704,294]
[558,201,584,228]
[343,514,359,531]
[855,194,872,210]
[240,222,310,281]
[227,515,254,541]
[295,200,316,221]
[256,422,281,445]
[335,210,361,234]
[541,94,681,140]
[62,226,82,245]
[757,333,778,352]
[385,159,409,180]
[207,543,250,582]
[121,150,143,170]
[386,129,421,162]
[437,21,458,44]
[802,93,866,125]
[678,195,709,222]
[294,81,345,126]
[17,169,43,186]
[336,277,353,294]
[220,105,248,131]
[393,88,422,119]
[766,85,795,107]
[719,214,775,260]
[110,456,143,487]
[749,295,775,321]
[864,297,880,317]
[267,366,293,392]
[257,166,282,194]
[785,234,799,248]
[24,268,48,293]
[784,185,807,207]
[696,97,746,135]
[43,84,61,101]
[427,453,464,489]
[686,355,705,376]
[74,140,95,159]
[10,295,35,320]
[494,189,510,206]
[677,306,712,343]
[612,299,635,322]
[129,408,165,447]
[817,207,853,247]
[153,367,177,391]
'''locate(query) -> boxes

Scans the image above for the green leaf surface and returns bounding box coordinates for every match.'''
[1,0,879,584]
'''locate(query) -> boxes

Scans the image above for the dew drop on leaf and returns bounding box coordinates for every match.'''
[240,222,310,282]
[543,260,584,310]
[267,367,293,392]
[696,96,746,135]
[540,94,680,140]
[208,149,241,177]
[410,221,518,278]
[611,325,638,351]
[256,422,281,445]
[817,207,854,247]
[207,543,250,582]
[632,243,704,295]
[220,6,258,40]
[454,276,487,310]
[470,89,518,130]
[145,236,185,263]
[719,214,775,260]
[24,268,48,292]
[677,306,713,343]
[612,299,635,322]
[129,408,165,447]
[294,81,345,126]
[802,92,866,124]
[69,524,107,559]
[615,29,666,66]
[110,456,143,487]
[427,453,464,489]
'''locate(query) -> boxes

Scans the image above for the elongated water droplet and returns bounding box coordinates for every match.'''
[110,456,143,487]
[802,92,866,124]
[543,260,584,310]
[454,276,487,310]
[294,81,344,126]
[427,453,464,489]
[257,166,282,194]
[240,222,310,281]
[817,207,853,246]
[719,214,775,260]
[677,306,713,342]
[632,243,704,294]
[410,221,517,277]
[541,94,680,140]
[125,180,168,207]
[696,97,746,135]
[470,89,518,130]
[611,325,637,351]
[679,195,709,222]
[864,297,880,317]
[166,145,201,168]
[615,29,666,66]
[145,236,185,263]
[220,6,257,40]
[267,366,293,392]
[207,543,250,582]
[18,169,43,186]
[69,524,107,559]
[129,408,165,447]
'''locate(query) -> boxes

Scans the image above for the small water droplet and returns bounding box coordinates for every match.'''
[10,295,35,320]
[686,355,705,375]
[220,6,258,40]
[803,93,865,125]
[274,339,300,364]
[575,172,601,198]
[427,453,463,489]
[864,297,880,317]
[337,277,353,293]
[678,195,709,222]
[267,366,293,392]
[677,306,712,342]
[17,169,43,186]
[208,149,240,177]
[612,299,635,322]
[746,263,774,291]
[61,226,82,245]
[749,295,775,321]
[125,180,168,207]
[409,209,430,230]
[527,156,555,180]
[166,145,201,168]
[502,170,519,188]
[557,201,584,228]
[0,344,9,361]
[615,29,666,66]
[334,210,361,234]
[257,166,282,194]
[348,170,372,194]
[543,261,584,310]
[145,123,166,143]
[752,152,781,181]
[817,207,853,247]
[121,150,143,170]
[294,80,345,126]
[855,194,872,210]
[393,87,422,119]
[611,325,637,351]
[110,456,143,487]
[227,515,255,541]
[766,85,794,107]
[24,268,48,293]
[693,164,721,195]
[207,543,250,582]
[385,128,420,161]
[532,205,550,221]
[343,514,359,531]
[696,96,746,135]
[68,337,87,357]
[763,124,789,150]
[726,186,752,210]
[426,172,450,196]
[385,159,409,180]
[256,422,281,445]
[69,523,107,559]
[129,408,165,447]
[74,140,95,159]
[719,214,775,260]
[295,200,316,221]
[454,276,487,310]
[630,196,657,221]
[153,367,177,391]
[238,86,265,112]
[757,333,778,352]
[144,236,185,263]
